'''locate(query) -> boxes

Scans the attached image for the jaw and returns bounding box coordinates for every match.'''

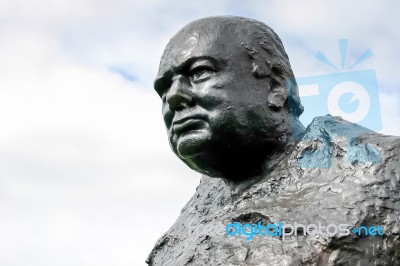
[169,115,299,182]
[178,143,281,181]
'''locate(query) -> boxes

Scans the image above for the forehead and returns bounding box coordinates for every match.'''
[157,22,242,79]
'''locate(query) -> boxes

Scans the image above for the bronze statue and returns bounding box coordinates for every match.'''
[148,16,400,265]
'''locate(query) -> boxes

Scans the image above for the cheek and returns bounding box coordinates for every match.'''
[230,105,272,135]
[162,103,173,129]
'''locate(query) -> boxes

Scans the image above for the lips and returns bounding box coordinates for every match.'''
[172,117,206,134]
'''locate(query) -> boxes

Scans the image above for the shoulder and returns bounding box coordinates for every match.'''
[297,115,400,169]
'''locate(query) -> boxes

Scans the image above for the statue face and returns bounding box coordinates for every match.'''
[154,23,283,177]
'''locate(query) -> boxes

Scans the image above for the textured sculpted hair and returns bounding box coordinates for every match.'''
[231,16,304,118]
[179,16,304,118]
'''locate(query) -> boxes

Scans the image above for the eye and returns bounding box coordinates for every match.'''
[189,67,214,82]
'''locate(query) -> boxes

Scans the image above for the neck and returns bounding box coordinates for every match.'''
[220,140,297,193]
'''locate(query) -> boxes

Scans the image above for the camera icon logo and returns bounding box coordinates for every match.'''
[295,39,382,131]
[289,39,382,168]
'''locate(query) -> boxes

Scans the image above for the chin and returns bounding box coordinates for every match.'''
[173,130,212,159]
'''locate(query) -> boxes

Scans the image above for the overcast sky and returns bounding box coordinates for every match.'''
[1,1,399,265]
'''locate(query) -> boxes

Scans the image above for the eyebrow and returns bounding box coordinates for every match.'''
[154,56,220,94]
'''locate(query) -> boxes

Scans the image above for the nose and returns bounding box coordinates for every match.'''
[166,75,194,111]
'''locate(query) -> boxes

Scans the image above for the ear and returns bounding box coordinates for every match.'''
[267,65,287,110]
[252,61,271,78]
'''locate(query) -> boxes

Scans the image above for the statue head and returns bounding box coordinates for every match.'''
[154,16,305,181]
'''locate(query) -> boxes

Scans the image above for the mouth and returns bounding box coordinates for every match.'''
[172,117,206,134]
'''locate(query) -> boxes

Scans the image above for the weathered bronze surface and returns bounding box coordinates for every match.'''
[148,16,400,265]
